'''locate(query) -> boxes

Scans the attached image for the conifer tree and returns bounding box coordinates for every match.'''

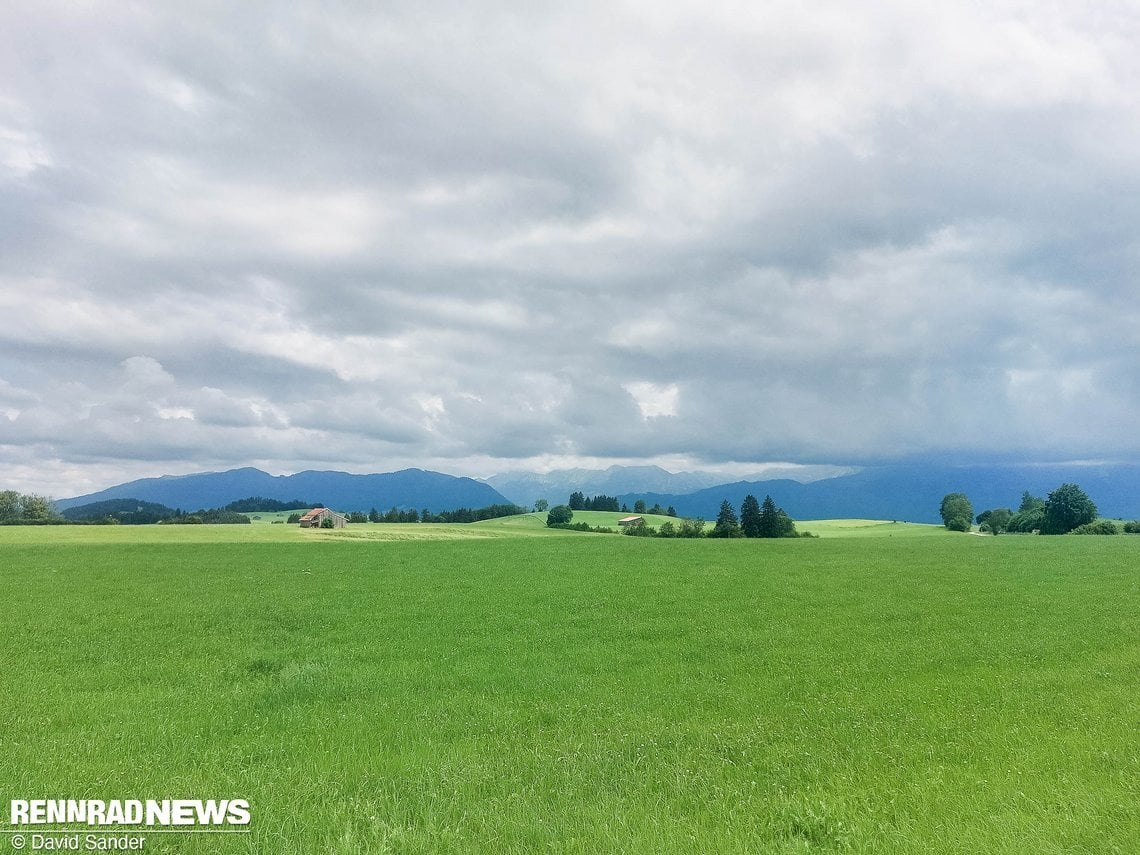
[740,494,762,538]
[710,499,742,538]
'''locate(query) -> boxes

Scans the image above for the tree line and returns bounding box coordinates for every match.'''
[547,494,811,539]
[224,496,320,512]
[335,501,526,522]
[295,503,529,524]
[0,491,60,525]
[52,496,526,526]
[566,492,678,516]
[941,483,1139,535]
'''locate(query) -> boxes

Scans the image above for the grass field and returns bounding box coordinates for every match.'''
[2,526,1138,853]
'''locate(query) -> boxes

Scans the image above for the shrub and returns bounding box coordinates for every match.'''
[1070,520,1119,535]
[677,518,706,538]
[621,520,656,537]
[1123,521,1140,534]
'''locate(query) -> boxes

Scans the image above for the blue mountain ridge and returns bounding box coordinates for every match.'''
[53,462,1140,523]
[54,467,512,514]
[614,463,1140,524]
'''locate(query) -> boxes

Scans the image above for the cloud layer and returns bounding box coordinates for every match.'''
[3,2,1139,495]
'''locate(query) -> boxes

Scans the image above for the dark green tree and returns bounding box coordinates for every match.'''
[976,507,1012,535]
[939,493,973,532]
[568,492,586,511]
[534,499,549,513]
[757,495,781,538]
[709,499,742,538]
[1006,492,1045,533]
[775,508,798,538]
[546,505,573,527]
[633,499,647,514]
[740,494,762,538]
[1041,483,1097,535]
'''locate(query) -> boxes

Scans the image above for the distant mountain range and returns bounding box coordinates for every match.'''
[612,463,1140,524]
[484,464,849,508]
[53,462,1140,524]
[54,467,512,514]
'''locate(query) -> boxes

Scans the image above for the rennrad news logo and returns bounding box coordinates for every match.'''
[10,799,250,827]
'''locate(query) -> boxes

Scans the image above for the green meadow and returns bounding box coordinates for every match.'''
[2,523,1138,853]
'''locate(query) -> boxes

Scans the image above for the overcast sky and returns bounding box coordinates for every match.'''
[3,2,1139,497]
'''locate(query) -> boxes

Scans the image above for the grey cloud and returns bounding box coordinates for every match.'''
[3,2,1140,496]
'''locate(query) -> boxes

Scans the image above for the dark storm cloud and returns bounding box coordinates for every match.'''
[2,1,1139,495]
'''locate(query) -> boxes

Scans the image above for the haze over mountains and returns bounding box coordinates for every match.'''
[53,462,1140,524]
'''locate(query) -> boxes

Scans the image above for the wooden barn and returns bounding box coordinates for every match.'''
[298,507,347,529]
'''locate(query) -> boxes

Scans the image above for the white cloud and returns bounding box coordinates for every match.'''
[624,382,680,419]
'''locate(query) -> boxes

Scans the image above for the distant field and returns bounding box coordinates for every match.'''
[2,530,1138,853]
[0,515,963,545]
[797,519,954,537]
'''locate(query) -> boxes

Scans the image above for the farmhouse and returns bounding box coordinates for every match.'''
[298,508,347,529]
[617,515,643,528]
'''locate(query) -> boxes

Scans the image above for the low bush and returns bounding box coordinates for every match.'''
[1070,520,1119,535]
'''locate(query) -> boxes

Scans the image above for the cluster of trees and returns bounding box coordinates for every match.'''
[7,492,254,526]
[61,498,179,525]
[161,509,251,525]
[620,517,708,538]
[568,492,620,511]
[547,494,807,539]
[709,495,805,538]
[631,499,676,516]
[564,493,678,516]
[940,484,1131,535]
[335,503,527,524]
[0,491,60,525]
[224,497,319,513]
